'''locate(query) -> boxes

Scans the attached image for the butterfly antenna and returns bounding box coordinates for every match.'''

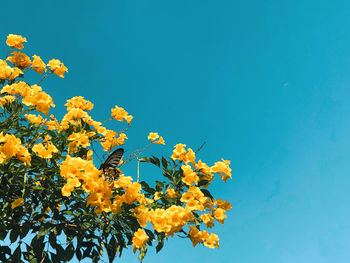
[91,143,102,163]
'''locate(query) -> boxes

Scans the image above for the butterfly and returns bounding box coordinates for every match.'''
[100,148,124,182]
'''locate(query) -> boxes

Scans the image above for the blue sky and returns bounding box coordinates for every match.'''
[2,0,350,262]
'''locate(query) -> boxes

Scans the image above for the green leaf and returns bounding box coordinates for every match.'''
[12,245,21,262]
[106,236,117,263]
[151,156,160,167]
[65,243,75,261]
[140,181,155,194]
[200,189,214,200]
[37,225,51,238]
[138,245,147,262]
[139,157,152,163]
[10,228,19,243]
[161,157,168,169]
[19,225,30,239]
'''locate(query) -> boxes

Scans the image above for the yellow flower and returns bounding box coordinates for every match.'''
[45,115,61,131]
[65,96,94,111]
[167,188,180,198]
[171,143,187,161]
[9,67,23,80]
[125,115,133,124]
[0,59,23,80]
[195,160,212,175]
[184,148,196,165]
[200,213,214,228]
[148,132,159,142]
[24,114,45,125]
[68,131,90,153]
[132,228,148,253]
[111,105,129,122]
[211,159,232,182]
[1,81,30,97]
[203,232,220,249]
[31,55,46,75]
[32,142,59,159]
[0,95,15,105]
[154,136,165,145]
[6,34,27,50]
[213,208,227,224]
[154,191,162,201]
[11,198,24,209]
[22,84,55,115]
[181,164,199,186]
[115,133,128,146]
[7,51,31,68]
[47,59,68,78]
[216,199,232,211]
[189,226,202,247]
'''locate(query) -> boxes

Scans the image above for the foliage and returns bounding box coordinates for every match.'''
[0,34,232,262]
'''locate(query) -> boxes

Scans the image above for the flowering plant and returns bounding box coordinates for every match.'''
[0,34,232,262]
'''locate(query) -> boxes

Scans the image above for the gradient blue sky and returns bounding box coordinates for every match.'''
[2,0,350,262]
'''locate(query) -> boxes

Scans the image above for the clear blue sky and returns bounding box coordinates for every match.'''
[2,0,350,262]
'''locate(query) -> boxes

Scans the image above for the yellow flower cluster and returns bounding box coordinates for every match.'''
[100,130,128,151]
[65,96,94,111]
[181,186,207,211]
[132,228,149,253]
[114,174,145,205]
[0,95,15,105]
[60,157,148,214]
[7,51,31,68]
[31,55,46,75]
[148,206,193,237]
[147,132,165,145]
[1,82,55,115]
[68,131,93,153]
[171,143,232,184]
[111,105,133,124]
[24,114,46,125]
[6,34,27,50]
[60,156,111,211]
[189,226,219,248]
[44,114,61,131]
[0,59,23,80]
[32,141,59,159]
[0,133,31,166]
[211,159,232,182]
[47,59,68,78]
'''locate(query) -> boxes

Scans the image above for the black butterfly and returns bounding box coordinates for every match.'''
[100,148,124,182]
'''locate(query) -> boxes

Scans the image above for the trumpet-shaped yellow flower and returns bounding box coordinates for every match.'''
[6,34,27,49]
[171,143,187,161]
[47,59,68,78]
[65,96,94,111]
[148,132,159,142]
[0,95,15,105]
[7,51,31,68]
[32,141,59,159]
[24,114,46,125]
[31,55,46,75]
[211,159,232,182]
[132,228,149,253]
[111,105,132,122]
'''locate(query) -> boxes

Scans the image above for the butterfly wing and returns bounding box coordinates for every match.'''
[100,148,124,182]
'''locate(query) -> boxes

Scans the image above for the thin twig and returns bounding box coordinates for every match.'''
[195,141,206,153]
[37,71,51,85]
[122,143,153,165]
[137,156,140,182]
